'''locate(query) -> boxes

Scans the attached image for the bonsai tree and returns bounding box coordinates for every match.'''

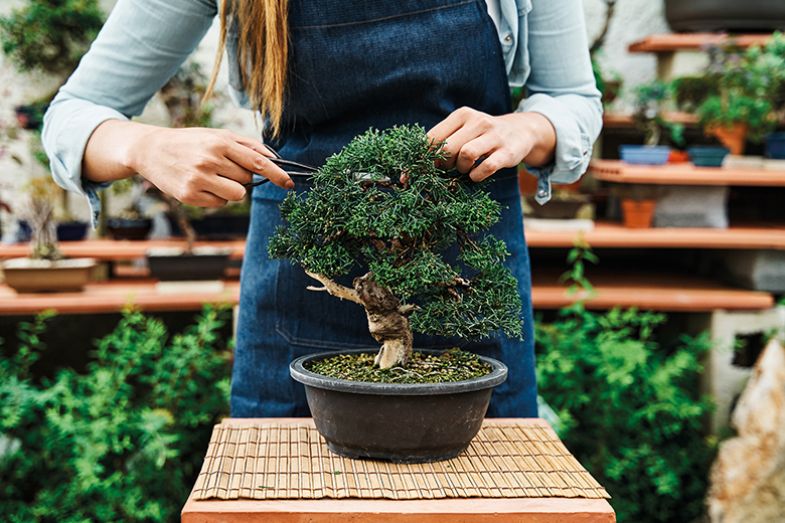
[269,125,522,369]
[0,0,104,76]
[633,81,684,147]
[24,177,62,261]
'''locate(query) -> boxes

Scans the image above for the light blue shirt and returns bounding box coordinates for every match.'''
[43,0,602,222]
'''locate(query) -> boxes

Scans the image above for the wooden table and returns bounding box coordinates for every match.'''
[181,418,616,523]
[181,497,616,522]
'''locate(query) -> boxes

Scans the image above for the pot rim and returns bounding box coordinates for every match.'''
[290,349,508,396]
[2,257,96,269]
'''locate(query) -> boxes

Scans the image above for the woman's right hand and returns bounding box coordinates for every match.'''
[128,126,293,208]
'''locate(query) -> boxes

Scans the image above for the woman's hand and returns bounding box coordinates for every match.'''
[83,121,293,208]
[427,107,556,181]
[129,127,292,207]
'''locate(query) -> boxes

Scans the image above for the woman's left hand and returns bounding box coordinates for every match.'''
[427,106,556,181]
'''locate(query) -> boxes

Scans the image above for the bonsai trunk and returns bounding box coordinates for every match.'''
[164,194,196,254]
[27,197,61,261]
[306,271,414,369]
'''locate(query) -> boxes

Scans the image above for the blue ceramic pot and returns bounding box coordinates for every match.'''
[766,132,785,160]
[619,145,671,165]
[688,146,730,167]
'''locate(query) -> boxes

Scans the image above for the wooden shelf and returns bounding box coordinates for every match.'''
[530,270,773,312]
[526,221,785,250]
[603,112,699,128]
[0,272,772,315]
[590,160,785,187]
[0,239,245,261]
[0,280,240,315]
[629,33,773,53]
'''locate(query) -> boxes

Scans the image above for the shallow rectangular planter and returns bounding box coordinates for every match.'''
[619,145,671,165]
[665,0,785,32]
[290,349,508,464]
[146,247,231,281]
[2,258,96,293]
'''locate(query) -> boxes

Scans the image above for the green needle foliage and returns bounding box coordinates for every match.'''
[0,0,104,75]
[537,246,716,522]
[0,308,231,522]
[269,125,522,341]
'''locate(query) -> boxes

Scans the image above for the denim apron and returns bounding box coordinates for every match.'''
[233,0,537,418]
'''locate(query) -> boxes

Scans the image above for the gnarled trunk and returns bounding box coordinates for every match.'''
[305,271,414,369]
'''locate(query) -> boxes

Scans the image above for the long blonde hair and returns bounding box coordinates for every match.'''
[206,0,290,136]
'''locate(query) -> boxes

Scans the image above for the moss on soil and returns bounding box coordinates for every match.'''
[306,349,491,384]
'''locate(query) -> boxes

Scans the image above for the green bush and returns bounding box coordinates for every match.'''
[536,248,716,522]
[0,308,232,522]
[0,0,104,75]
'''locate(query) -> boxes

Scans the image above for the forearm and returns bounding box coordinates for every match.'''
[83,120,160,182]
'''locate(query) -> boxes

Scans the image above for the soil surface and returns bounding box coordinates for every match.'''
[306,349,491,384]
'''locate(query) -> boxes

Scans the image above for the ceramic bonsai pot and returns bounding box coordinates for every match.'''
[766,132,785,160]
[2,258,96,293]
[290,349,508,463]
[146,246,231,281]
[619,145,671,165]
[621,199,656,229]
[107,217,153,241]
[688,146,729,167]
[665,0,785,32]
[191,214,250,240]
[524,195,589,220]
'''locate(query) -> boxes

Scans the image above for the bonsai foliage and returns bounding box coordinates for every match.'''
[697,36,785,141]
[0,0,104,75]
[537,246,716,523]
[0,307,232,522]
[269,125,522,369]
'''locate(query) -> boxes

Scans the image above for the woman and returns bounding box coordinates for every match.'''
[43,0,601,418]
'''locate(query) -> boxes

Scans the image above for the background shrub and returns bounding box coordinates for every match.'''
[0,307,231,522]
[536,248,716,522]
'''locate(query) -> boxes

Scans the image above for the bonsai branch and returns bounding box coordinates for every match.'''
[305,271,414,369]
[305,271,362,304]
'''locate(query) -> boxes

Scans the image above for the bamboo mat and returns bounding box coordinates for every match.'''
[192,419,609,501]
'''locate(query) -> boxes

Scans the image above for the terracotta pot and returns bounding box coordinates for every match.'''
[621,199,656,229]
[2,258,96,293]
[668,150,690,164]
[707,123,748,155]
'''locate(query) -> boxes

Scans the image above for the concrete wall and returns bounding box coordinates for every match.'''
[0,0,671,232]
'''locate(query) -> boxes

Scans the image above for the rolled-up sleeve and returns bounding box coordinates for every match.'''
[42,0,217,223]
[517,0,602,201]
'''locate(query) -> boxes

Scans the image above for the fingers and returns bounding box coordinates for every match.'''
[230,133,275,158]
[190,191,229,208]
[427,106,474,143]
[224,140,293,189]
[440,124,487,171]
[454,133,498,174]
[468,149,516,182]
[201,171,248,202]
[216,158,253,185]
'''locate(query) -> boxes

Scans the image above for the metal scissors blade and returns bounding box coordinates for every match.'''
[244,144,319,188]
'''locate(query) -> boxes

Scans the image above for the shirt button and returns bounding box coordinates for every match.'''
[503,33,513,44]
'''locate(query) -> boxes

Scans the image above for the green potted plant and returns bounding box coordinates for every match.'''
[2,178,95,292]
[620,81,684,165]
[698,43,778,155]
[185,199,251,240]
[272,125,520,463]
